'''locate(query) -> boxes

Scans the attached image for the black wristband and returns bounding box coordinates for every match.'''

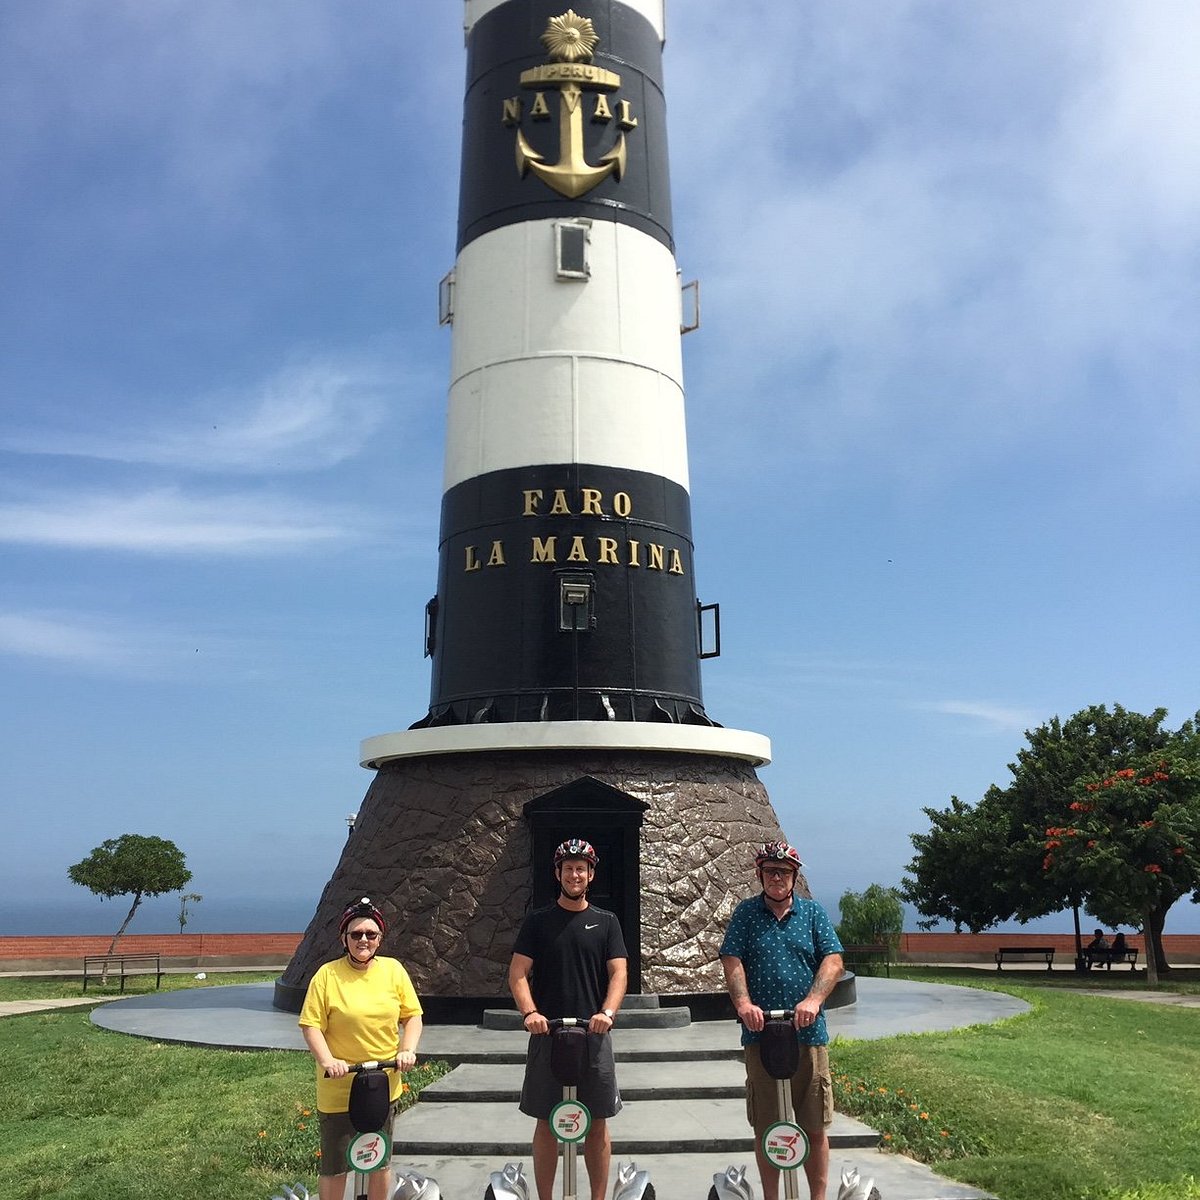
[522,1010,538,1021]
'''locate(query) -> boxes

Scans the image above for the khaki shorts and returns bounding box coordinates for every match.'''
[744,1043,833,1134]
[317,1103,397,1176]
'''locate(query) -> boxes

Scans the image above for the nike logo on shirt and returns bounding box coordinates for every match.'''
[585,923,599,930]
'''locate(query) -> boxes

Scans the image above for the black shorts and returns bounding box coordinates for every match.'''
[518,1033,622,1120]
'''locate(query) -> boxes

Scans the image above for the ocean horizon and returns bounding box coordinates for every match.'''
[5,893,1198,938]
[0,896,318,937]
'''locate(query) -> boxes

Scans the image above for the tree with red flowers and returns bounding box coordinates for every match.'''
[1041,750,1200,981]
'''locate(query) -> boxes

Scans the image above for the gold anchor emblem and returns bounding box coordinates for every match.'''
[510,11,633,200]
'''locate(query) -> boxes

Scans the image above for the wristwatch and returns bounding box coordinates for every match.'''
[602,1008,615,1020]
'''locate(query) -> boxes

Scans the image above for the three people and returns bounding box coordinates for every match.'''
[299,897,423,1200]
[720,841,845,1200]
[508,838,628,1200]
[299,833,842,1200]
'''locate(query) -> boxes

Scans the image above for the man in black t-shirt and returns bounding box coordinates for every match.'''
[509,838,628,1200]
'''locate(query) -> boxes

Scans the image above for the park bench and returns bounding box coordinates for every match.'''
[83,952,163,992]
[841,943,891,977]
[994,946,1055,971]
[1085,947,1140,971]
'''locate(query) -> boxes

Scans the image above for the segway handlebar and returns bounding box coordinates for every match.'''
[324,1058,400,1077]
[736,1009,794,1024]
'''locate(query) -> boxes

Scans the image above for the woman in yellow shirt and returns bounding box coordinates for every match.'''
[299,897,423,1200]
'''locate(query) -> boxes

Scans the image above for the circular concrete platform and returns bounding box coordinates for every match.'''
[90,977,1029,1053]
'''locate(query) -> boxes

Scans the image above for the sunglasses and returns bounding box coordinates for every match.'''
[760,867,795,879]
[347,930,381,942]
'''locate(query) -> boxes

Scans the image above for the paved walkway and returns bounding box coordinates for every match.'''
[0,994,125,1016]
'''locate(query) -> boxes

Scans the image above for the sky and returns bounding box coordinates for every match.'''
[3,1,1199,938]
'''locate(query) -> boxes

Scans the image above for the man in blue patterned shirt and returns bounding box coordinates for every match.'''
[719,840,844,1200]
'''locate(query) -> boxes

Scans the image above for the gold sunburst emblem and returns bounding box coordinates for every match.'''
[541,10,599,62]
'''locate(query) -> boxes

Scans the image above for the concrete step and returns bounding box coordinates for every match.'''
[394,1098,880,1156]
[422,1060,747,1103]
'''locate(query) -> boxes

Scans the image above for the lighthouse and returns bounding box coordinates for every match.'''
[276,0,798,1014]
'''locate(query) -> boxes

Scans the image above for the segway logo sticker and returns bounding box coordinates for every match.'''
[501,10,638,200]
[762,1121,810,1170]
[550,1098,592,1143]
[346,1130,390,1173]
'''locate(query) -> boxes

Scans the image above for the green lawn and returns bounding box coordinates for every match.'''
[831,968,1200,1200]
[0,971,280,1002]
[1,971,1198,1199]
[0,995,447,1199]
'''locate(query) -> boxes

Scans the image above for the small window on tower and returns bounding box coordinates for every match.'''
[555,220,591,280]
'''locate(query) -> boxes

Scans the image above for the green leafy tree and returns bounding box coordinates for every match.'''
[836,883,904,953]
[901,790,1016,931]
[68,834,192,954]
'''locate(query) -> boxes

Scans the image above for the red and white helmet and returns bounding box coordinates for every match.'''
[338,896,387,936]
[755,841,804,870]
[554,838,599,867]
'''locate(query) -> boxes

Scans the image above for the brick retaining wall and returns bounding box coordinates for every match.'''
[2,930,1197,971]
[0,932,302,972]
[899,931,1200,963]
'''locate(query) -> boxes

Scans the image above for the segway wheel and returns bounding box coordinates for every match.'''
[643,1186,656,1199]
[707,1189,718,1200]
[484,1189,496,1200]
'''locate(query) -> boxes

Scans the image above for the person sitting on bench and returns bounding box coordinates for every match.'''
[1085,929,1111,967]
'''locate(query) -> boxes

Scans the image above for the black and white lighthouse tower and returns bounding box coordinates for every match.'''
[276,0,797,1013]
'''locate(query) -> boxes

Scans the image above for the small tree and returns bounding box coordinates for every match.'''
[68,834,191,958]
[178,892,203,934]
[837,883,904,957]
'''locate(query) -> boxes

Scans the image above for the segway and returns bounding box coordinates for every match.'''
[717,1012,809,1200]
[334,1059,441,1200]
[334,1059,397,1200]
[547,1018,591,1200]
[757,1012,810,1200]
[505,1018,653,1200]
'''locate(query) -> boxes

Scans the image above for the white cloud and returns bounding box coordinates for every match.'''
[919,700,1038,734]
[0,607,267,681]
[676,2,1200,488]
[0,611,133,669]
[3,361,388,473]
[0,486,360,555]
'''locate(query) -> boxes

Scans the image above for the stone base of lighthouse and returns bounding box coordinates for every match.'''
[274,729,805,1014]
